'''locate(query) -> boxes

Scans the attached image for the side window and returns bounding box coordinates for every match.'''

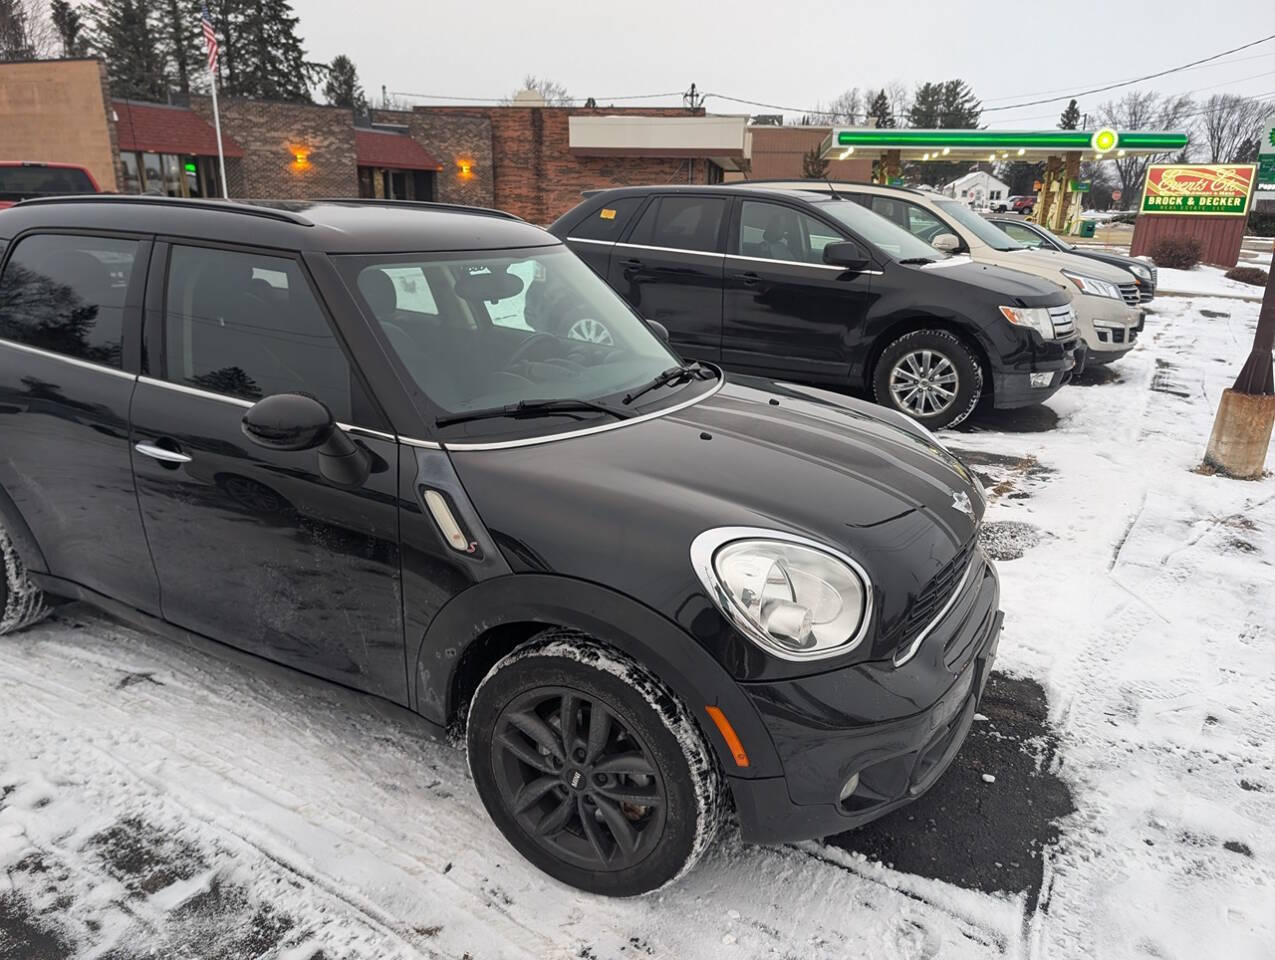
[999,222,1041,247]
[569,197,645,242]
[905,203,946,239]
[0,233,140,368]
[868,196,909,229]
[164,245,352,421]
[739,201,843,266]
[629,196,726,253]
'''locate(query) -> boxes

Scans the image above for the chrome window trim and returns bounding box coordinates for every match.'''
[689,525,874,663]
[400,435,442,450]
[612,241,725,261]
[893,554,982,667]
[442,377,724,451]
[724,253,882,275]
[565,237,617,247]
[0,337,137,381]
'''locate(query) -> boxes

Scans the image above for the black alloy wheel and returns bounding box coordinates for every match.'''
[491,687,666,872]
[467,632,723,896]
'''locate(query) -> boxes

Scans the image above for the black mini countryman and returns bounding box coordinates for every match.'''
[0,196,1001,896]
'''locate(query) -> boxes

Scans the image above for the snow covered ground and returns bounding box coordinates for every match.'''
[2,295,1273,959]
[1154,266,1266,301]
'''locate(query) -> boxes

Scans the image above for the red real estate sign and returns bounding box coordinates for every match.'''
[1139,164,1256,216]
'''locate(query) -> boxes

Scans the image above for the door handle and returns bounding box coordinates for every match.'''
[135,442,192,464]
[740,272,760,285]
[621,257,643,267]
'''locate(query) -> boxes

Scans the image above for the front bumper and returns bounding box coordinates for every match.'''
[991,336,1080,409]
[729,554,1002,844]
[1089,311,1145,364]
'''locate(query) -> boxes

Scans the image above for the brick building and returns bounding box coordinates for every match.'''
[2,58,752,225]
[742,125,874,182]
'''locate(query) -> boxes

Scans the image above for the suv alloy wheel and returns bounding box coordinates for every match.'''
[873,329,984,429]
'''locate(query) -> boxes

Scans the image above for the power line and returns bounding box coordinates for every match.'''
[993,81,1275,127]
[388,90,684,104]
[981,50,1275,103]
[983,34,1275,112]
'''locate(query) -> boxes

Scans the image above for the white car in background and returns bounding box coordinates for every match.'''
[738,181,1144,366]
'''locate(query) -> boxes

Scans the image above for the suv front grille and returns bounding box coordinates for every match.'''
[885,538,977,655]
[1118,282,1140,307]
[1048,305,1076,339]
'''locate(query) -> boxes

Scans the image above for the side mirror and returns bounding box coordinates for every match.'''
[822,241,870,270]
[645,318,670,342]
[931,233,961,253]
[242,393,370,487]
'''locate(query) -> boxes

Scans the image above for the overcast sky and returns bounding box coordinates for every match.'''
[294,0,1275,125]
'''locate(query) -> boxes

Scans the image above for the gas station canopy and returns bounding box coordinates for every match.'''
[819,127,1190,163]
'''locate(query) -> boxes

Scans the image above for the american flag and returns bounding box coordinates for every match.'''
[200,4,218,72]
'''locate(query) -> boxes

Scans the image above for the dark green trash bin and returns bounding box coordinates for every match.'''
[1076,220,1096,238]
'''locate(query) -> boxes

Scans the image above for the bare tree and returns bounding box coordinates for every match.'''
[1,0,56,60]
[885,80,912,127]
[506,74,572,106]
[1098,91,1194,206]
[1197,93,1273,163]
[808,88,861,125]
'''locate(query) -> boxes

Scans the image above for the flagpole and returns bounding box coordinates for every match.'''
[210,75,228,199]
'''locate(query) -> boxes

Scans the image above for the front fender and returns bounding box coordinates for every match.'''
[411,572,784,779]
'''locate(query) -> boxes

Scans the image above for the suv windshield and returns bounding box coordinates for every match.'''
[814,199,951,262]
[0,166,95,202]
[933,200,1025,251]
[338,246,695,426]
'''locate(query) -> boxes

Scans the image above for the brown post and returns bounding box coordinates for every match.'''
[881,149,902,184]
[1203,247,1275,478]
[1060,151,1081,233]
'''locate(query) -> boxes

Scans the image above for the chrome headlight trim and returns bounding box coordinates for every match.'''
[690,526,874,662]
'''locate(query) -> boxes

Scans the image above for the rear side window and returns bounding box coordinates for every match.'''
[569,197,645,242]
[628,196,726,253]
[0,233,139,368]
[163,245,352,420]
[0,166,96,202]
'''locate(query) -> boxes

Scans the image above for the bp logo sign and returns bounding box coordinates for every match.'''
[1268,126,1275,149]
[1091,128,1118,153]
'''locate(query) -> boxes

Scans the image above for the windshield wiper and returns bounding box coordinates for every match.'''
[622,362,715,406]
[899,256,936,265]
[436,397,632,428]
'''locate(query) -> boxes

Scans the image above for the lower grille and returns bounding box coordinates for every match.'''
[1112,328,1126,344]
[886,539,977,655]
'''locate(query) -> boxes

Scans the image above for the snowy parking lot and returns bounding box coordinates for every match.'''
[2,295,1273,960]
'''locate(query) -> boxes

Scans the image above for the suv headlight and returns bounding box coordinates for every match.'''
[1062,270,1121,299]
[998,305,1054,339]
[690,528,872,661]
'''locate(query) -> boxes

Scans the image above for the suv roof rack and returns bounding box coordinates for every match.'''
[15,194,315,226]
[740,177,927,196]
[310,197,523,222]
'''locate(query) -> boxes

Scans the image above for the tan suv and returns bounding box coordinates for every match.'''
[738,181,1144,365]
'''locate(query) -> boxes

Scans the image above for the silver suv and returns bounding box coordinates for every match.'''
[738,181,1145,365]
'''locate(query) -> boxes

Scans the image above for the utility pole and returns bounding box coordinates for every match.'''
[1203,244,1275,478]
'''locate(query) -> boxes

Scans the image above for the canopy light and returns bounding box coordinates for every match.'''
[832,128,1187,152]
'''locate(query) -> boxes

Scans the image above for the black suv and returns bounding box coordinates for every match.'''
[1,196,1001,895]
[550,185,1081,429]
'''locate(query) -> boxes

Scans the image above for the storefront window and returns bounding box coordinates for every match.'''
[120,153,142,194]
[162,154,182,197]
[182,156,202,198]
[141,153,163,195]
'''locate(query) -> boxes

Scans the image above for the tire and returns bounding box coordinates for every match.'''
[466,630,724,896]
[1,523,50,635]
[872,329,984,430]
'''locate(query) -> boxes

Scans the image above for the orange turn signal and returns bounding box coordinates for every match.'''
[705,706,749,768]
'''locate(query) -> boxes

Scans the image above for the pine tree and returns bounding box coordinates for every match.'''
[229,0,318,101]
[1058,98,1081,130]
[937,79,980,128]
[50,0,87,56]
[156,0,203,96]
[90,0,168,100]
[908,82,944,128]
[323,54,365,109]
[867,89,895,128]
[802,146,828,179]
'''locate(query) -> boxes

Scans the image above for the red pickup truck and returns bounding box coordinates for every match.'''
[0,161,102,209]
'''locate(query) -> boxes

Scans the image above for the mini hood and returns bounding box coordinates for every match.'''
[449,378,985,667]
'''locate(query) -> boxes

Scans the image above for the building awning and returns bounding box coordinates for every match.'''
[820,127,1190,163]
[112,99,244,158]
[355,129,442,171]
[569,115,751,170]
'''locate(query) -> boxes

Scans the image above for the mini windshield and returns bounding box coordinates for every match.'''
[814,199,951,262]
[338,246,694,426]
[934,200,1025,251]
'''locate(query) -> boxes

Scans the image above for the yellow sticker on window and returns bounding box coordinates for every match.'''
[599,208,617,220]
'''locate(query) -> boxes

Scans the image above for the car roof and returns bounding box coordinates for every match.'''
[731,179,951,201]
[0,196,560,253]
[579,183,832,204]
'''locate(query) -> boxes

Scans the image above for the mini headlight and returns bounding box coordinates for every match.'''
[691,528,871,661]
[1129,263,1151,280]
[998,305,1054,339]
[1061,270,1121,300]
